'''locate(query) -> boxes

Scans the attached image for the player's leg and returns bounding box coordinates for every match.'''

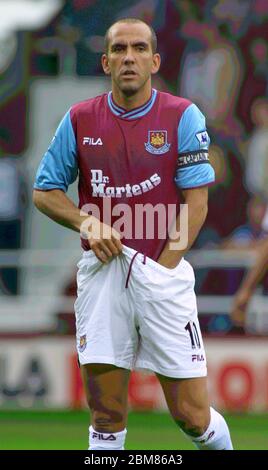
[133,256,233,450]
[75,250,138,450]
[81,363,130,450]
[157,374,233,450]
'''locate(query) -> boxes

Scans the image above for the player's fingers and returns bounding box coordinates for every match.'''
[111,233,123,253]
[98,242,114,260]
[90,240,112,263]
[105,239,121,256]
[93,247,110,264]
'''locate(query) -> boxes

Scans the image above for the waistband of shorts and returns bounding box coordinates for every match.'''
[82,245,137,259]
[81,246,186,275]
[122,245,185,275]
[122,245,138,257]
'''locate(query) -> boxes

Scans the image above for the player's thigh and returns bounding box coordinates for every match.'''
[81,363,131,431]
[157,374,210,425]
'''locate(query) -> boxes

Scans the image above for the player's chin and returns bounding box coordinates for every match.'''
[119,82,140,96]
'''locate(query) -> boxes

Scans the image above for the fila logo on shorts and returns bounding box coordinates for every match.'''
[83,137,103,146]
[192,354,205,362]
[92,432,116,441]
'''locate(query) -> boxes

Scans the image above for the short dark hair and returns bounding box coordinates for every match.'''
[104,18,157,54]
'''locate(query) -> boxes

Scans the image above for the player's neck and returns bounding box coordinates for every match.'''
[111,84,152,111]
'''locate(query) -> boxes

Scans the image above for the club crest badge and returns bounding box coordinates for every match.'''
[145,130,171,155]
[79,335,87,352]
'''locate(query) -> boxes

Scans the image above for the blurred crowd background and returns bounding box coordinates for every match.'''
[0,0,268,412]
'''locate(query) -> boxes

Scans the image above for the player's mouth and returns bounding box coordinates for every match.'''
[121,70,138,78]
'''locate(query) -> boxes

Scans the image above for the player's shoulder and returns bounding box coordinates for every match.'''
[70,93,107,118]
[157,90,192,113]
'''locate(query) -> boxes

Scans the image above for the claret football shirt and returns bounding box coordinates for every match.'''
[34,89,215,260]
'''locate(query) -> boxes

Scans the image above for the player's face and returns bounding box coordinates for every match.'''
[102,23,160,97]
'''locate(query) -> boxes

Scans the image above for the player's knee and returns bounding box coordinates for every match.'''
[173,405,210,437]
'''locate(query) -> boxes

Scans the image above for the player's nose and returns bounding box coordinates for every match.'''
[123,47,135,63]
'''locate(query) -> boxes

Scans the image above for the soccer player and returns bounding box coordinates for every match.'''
[231,236,268,327]
[33,18,233,450]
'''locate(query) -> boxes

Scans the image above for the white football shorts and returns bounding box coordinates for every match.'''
[74,245,207,378]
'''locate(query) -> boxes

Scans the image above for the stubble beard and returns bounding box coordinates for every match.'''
[120,85,139,97]
[118,79,140,97]
[116,75,150,98]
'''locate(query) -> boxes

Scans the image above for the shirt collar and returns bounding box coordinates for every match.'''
[108,89,157,120]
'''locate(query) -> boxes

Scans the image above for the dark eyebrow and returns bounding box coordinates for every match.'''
[110,42,127,51]
[110,41,149,51]
[132,41,149,48]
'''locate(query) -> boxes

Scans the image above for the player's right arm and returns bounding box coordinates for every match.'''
[33,109,122,263]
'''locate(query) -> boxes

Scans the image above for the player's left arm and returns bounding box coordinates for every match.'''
[157,186,208,268]
[157,103,215,269]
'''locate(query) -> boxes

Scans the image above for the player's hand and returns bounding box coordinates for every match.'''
[230,287,252,327]
[81,216,123,263]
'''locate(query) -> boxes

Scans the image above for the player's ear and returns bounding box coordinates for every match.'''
[102,54,111,75]
[151,53,161,75]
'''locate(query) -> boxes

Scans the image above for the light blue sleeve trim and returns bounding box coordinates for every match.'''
[34,110,77,192]
[178,103,210,152]
[175,103,214,188]
[175,164,215,189]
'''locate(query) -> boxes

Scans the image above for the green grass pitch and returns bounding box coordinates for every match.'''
[0,410,267,450]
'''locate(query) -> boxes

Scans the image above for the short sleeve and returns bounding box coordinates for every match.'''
[34,110,78,192]
[175,103,215,189]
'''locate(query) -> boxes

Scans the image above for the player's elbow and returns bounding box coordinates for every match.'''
[32,189,47,211]
[182,187,208,220]
[193,199,208,226]
[201,201,208,220]
[188,195,208,220]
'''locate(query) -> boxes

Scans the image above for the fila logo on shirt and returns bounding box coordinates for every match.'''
[83,137,103,146]
[92,432,116,441]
